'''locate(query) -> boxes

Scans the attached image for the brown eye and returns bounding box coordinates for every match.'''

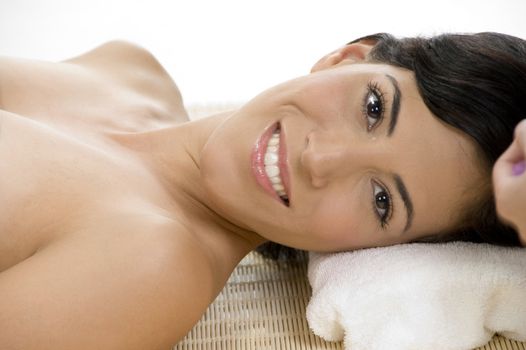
[362,82,385,131]
[366,92,383,128]
[372,180,392,228]
[375,192,389,211]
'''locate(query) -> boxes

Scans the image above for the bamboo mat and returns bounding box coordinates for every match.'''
[173,251,526,350]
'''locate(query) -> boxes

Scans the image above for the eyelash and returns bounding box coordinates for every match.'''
[361,81,392,229]
[361,81,386,131]
[371,179,393,230]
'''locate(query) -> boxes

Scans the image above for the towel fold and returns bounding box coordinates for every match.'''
[306,242,526,350]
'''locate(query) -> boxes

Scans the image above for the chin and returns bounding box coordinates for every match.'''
[200,153,289,239]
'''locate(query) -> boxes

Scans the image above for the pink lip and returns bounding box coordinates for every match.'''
[251,122,291,206]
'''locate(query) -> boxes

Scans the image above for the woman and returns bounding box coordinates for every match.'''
[0,32,524,349]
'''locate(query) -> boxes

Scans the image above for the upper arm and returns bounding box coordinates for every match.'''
[0,225,214,350]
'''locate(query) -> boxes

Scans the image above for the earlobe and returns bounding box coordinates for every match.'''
[310,42,375,73]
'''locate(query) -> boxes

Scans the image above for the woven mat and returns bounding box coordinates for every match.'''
[174,251,526,350]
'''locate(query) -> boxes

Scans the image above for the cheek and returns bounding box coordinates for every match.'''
[294,73,358,125]
[305,195,365,250]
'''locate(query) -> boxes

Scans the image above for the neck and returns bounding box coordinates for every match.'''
[109,112,267,267]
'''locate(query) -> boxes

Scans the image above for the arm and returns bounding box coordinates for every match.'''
[493,119,526,244]
[0,222,215,349]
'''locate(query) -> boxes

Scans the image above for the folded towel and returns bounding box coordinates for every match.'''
[306,242,526,350]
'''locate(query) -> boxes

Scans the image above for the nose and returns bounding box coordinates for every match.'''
[300,130,376,188]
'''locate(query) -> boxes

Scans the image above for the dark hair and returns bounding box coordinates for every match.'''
[258,32,525,260]
[358,32,525,246]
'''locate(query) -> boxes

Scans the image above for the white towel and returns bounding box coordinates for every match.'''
[306,242,526,350]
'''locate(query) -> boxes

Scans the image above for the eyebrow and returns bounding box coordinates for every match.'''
[382,74,412,232]
[393,174,414,233]
[385,74,401,137]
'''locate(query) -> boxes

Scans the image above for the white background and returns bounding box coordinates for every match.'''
[1,0,525,106]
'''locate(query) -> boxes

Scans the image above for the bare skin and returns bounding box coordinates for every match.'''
[0,40,483,349]
[0,41,261,350]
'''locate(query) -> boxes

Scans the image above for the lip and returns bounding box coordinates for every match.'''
[251,121,291,206]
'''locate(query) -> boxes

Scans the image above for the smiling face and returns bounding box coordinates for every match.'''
[200,59,484,252]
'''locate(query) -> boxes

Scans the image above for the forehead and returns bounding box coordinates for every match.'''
[358,63,484,237]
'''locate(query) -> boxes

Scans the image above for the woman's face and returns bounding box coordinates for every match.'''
[200,53,483,252]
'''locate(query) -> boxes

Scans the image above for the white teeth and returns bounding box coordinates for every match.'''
[265,165,279,177]
[269,176,281,184]
[273,183,284,191]
[268,137,279,146]
[264,152,278,165]
[264,129,287,200]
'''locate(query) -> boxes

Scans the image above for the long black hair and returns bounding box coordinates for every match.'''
[258,32,526,259]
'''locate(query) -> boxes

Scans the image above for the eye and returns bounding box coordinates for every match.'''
[371,180,392,229]
[362,82,385,131]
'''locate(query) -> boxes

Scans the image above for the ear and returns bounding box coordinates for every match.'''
[310,41,375,73]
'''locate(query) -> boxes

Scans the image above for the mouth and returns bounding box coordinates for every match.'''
[251,122,291,206]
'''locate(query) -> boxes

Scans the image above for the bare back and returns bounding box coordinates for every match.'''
[0,42,222,349]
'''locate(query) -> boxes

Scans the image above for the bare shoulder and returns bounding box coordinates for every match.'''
[0,216,214,349]
[0,41,189,125]
[65,40,167,73]
[65,40,189,121]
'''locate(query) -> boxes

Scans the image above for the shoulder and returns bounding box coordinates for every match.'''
[64,40,174,90]
[67,40,189,122]
[65,40,166,76]
[70,40,188,122]
[0,215,214,349]
[0,42,189,123]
